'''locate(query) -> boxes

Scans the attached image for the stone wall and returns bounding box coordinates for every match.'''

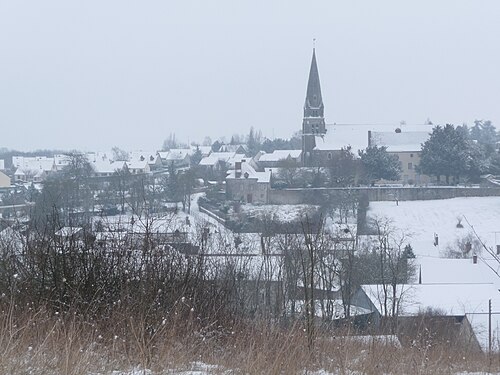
[269,186,500,205]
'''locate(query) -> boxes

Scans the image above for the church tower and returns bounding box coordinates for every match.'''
[302,48,326,166]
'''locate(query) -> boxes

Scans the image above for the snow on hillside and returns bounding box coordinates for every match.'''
[235,204,320,223]
[367,197,500,257]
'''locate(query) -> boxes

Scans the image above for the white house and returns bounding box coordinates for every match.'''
[158,149,191,168]
[128,151,162,170]
[12,156,56,183]
[126,159,151,175]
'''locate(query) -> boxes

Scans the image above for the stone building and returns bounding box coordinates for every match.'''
[226,160,271,204]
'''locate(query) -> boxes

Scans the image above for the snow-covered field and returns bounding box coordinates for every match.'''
[234,204,320,223]
[367,197,500,257]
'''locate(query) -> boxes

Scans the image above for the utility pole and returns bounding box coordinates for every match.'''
[489,299,492,354]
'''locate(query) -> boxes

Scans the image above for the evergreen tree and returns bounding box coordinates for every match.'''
[419,124,486,184]
[359,146,402,183]
[328,147,358,187]
[190,146,203,166]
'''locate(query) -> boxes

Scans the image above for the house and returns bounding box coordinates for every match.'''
[158,149,191,168]
[12,156,56,183]
[129,151,162,171]
[369,128,433,185]
[53,154,71,171]
[126,159,151,174]
[226,160,272,204]
[255,150,302,169]
[353,282,498,352]
[88,155,127,177]
[199,152,244,172]
[0,159,5,171]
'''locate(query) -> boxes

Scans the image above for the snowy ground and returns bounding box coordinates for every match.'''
[366,197,500,351]
[367,197,500,257]
[232,203,320,223]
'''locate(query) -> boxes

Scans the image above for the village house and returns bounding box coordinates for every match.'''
[129,151,162,171]
[351,255,500,352]
[12,156,56,183]
[86,153,127,177]
[226,160,272,204]
[199,151,246,173]
[126,159,151,174]
[53,154,71,171]
[157,148,191,168]
[254,149,302,169]
[369,128,433,185]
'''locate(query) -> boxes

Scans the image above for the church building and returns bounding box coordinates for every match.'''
[300,48,434,184]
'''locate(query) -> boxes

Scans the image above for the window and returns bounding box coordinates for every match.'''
[327,153,333,160]
[408,162,413,170]
[410,153,414,158]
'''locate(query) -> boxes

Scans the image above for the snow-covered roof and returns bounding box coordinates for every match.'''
[258,150,302,162]
[163,149,191,161]
[85,152,113,163]
[12,156,55,173]
[370,130,431,152]
[227,161,271,183]
[361,283,500,351]
[91,159,126,174]
[199,152,235,166]
[128,151,158,165]
[227,153,247,166]
[314,124,434,153]
[127,159,149,170]
[55,227,83,237]
[414,256,500,288]
[54,154,71,166]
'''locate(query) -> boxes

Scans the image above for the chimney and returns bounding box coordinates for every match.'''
[473,254,478,264]
[496,245,500,255]
[235,161,242,178]
[368,130,372,148]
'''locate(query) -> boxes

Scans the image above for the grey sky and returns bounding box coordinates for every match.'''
[1,1,499,151]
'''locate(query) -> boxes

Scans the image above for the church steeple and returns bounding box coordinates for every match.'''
[304,48,324,118]
[302,47,326,166]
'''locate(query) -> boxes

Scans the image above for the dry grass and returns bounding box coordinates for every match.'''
[1,305,499,375]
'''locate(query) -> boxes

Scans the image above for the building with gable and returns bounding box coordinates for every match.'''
[226,160,272,204]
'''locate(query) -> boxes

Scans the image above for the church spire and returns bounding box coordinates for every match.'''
[304,48,324,118]
[301,46,326,166]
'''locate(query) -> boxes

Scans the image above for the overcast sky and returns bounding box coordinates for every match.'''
[1,1,500,151]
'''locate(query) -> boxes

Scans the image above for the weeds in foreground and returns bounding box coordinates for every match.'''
[0,304,498,375]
